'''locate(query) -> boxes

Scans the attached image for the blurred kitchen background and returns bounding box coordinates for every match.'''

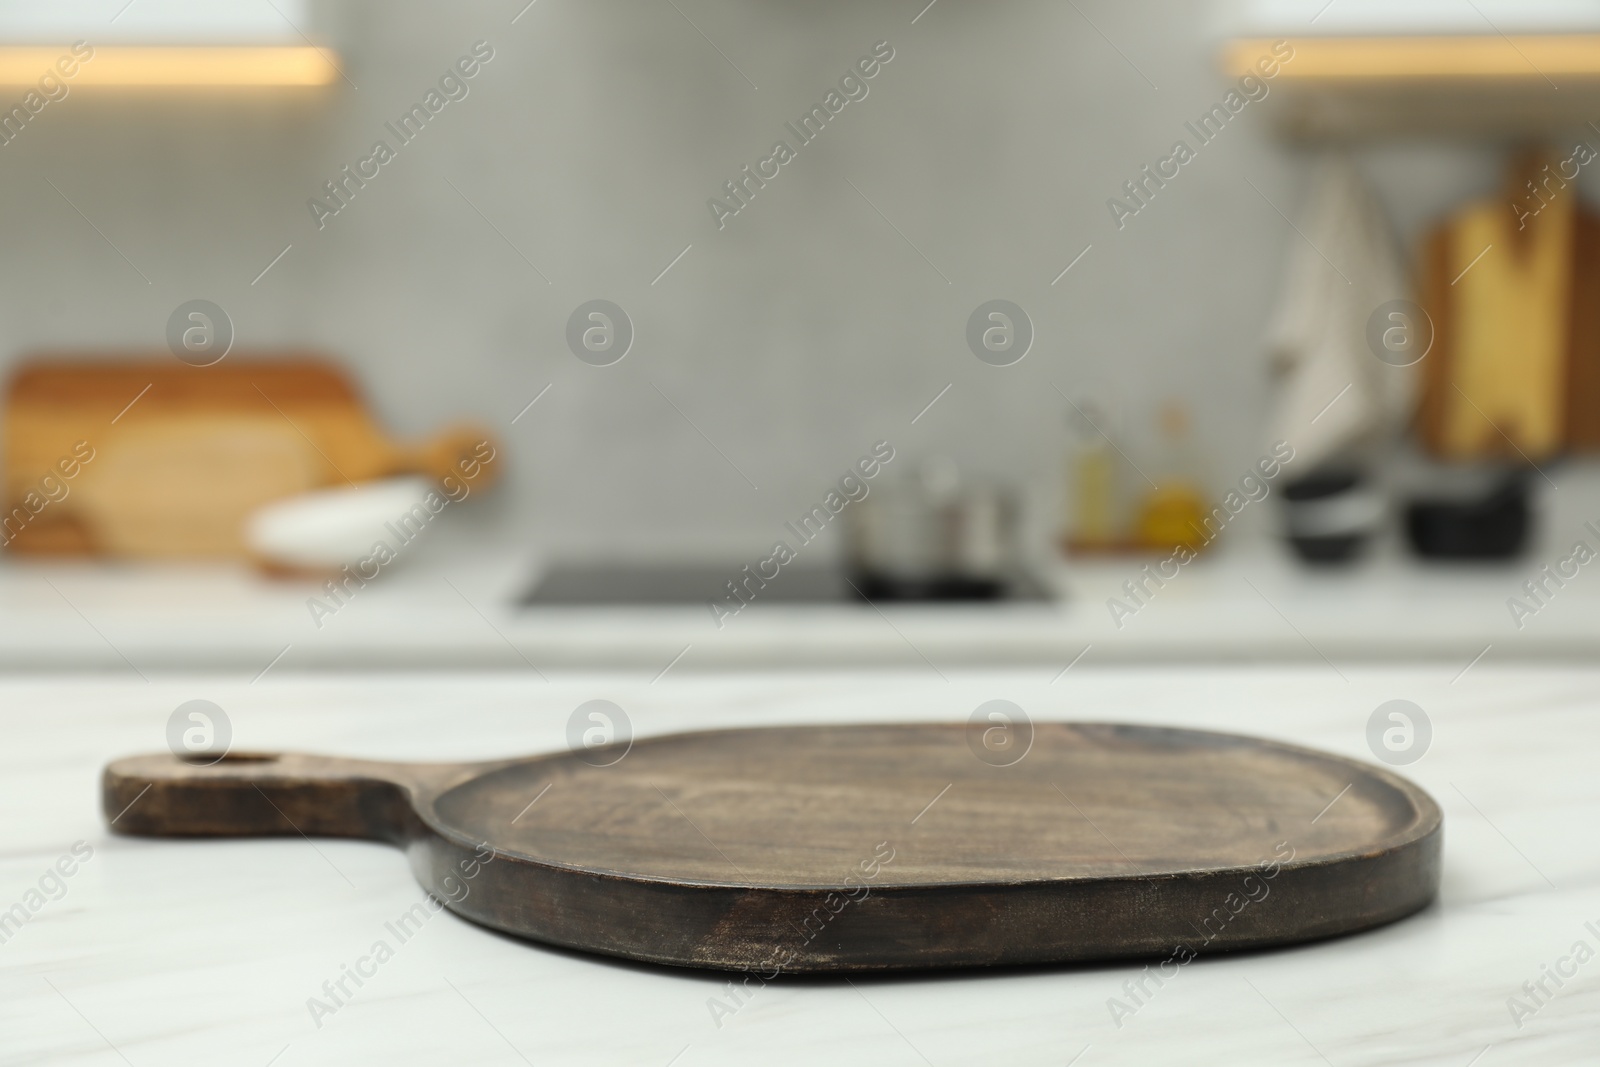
[4,0,1600,670]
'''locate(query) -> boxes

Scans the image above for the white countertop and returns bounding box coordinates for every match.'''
[3,666,1594,1065]
[0,541,1591,674]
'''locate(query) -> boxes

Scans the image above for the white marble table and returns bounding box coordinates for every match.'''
[2,666,1594,1065]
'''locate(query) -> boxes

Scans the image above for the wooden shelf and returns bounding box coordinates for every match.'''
[1226,34,1600,82]
[1224,35,1600,137]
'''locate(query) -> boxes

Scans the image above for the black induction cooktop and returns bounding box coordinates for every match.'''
[522,563,1050,605]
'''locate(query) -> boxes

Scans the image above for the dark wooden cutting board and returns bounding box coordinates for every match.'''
[103,723,1442,973]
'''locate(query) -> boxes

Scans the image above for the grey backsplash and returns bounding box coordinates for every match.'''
[0,0,1577,562]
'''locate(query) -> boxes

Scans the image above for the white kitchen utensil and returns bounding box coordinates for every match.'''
[245,477,434,570]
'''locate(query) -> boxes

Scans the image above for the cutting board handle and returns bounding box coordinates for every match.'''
[102,752,428,844]
[393,425,501,489]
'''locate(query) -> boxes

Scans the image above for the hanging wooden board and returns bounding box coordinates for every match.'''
[1567,208,1600,450]
[103,723,1442,973]
[1418,149,1600,458]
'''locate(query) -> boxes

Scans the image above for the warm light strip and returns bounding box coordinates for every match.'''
[0,46,338,87]
[1225,35,1600,80]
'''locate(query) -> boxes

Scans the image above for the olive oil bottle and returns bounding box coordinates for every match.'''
[1135,403,1209,553]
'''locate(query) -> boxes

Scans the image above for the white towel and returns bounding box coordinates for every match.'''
[1264,155,1416,473]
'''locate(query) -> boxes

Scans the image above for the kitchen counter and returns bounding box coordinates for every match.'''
[0,542,1592,674]
[3,666,1593,1065]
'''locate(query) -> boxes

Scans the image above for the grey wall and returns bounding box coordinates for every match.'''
[0,0,1541,562]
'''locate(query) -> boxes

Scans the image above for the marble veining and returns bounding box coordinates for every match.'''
[1,667,1594,1065]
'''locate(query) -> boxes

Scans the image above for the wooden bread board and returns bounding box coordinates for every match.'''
[2,356,496,559]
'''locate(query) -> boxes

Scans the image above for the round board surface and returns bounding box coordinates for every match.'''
[103,722,1442,973]
[435,722,1427,887]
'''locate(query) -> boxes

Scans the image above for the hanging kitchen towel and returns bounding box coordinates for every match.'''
[1264,155,1416,473]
